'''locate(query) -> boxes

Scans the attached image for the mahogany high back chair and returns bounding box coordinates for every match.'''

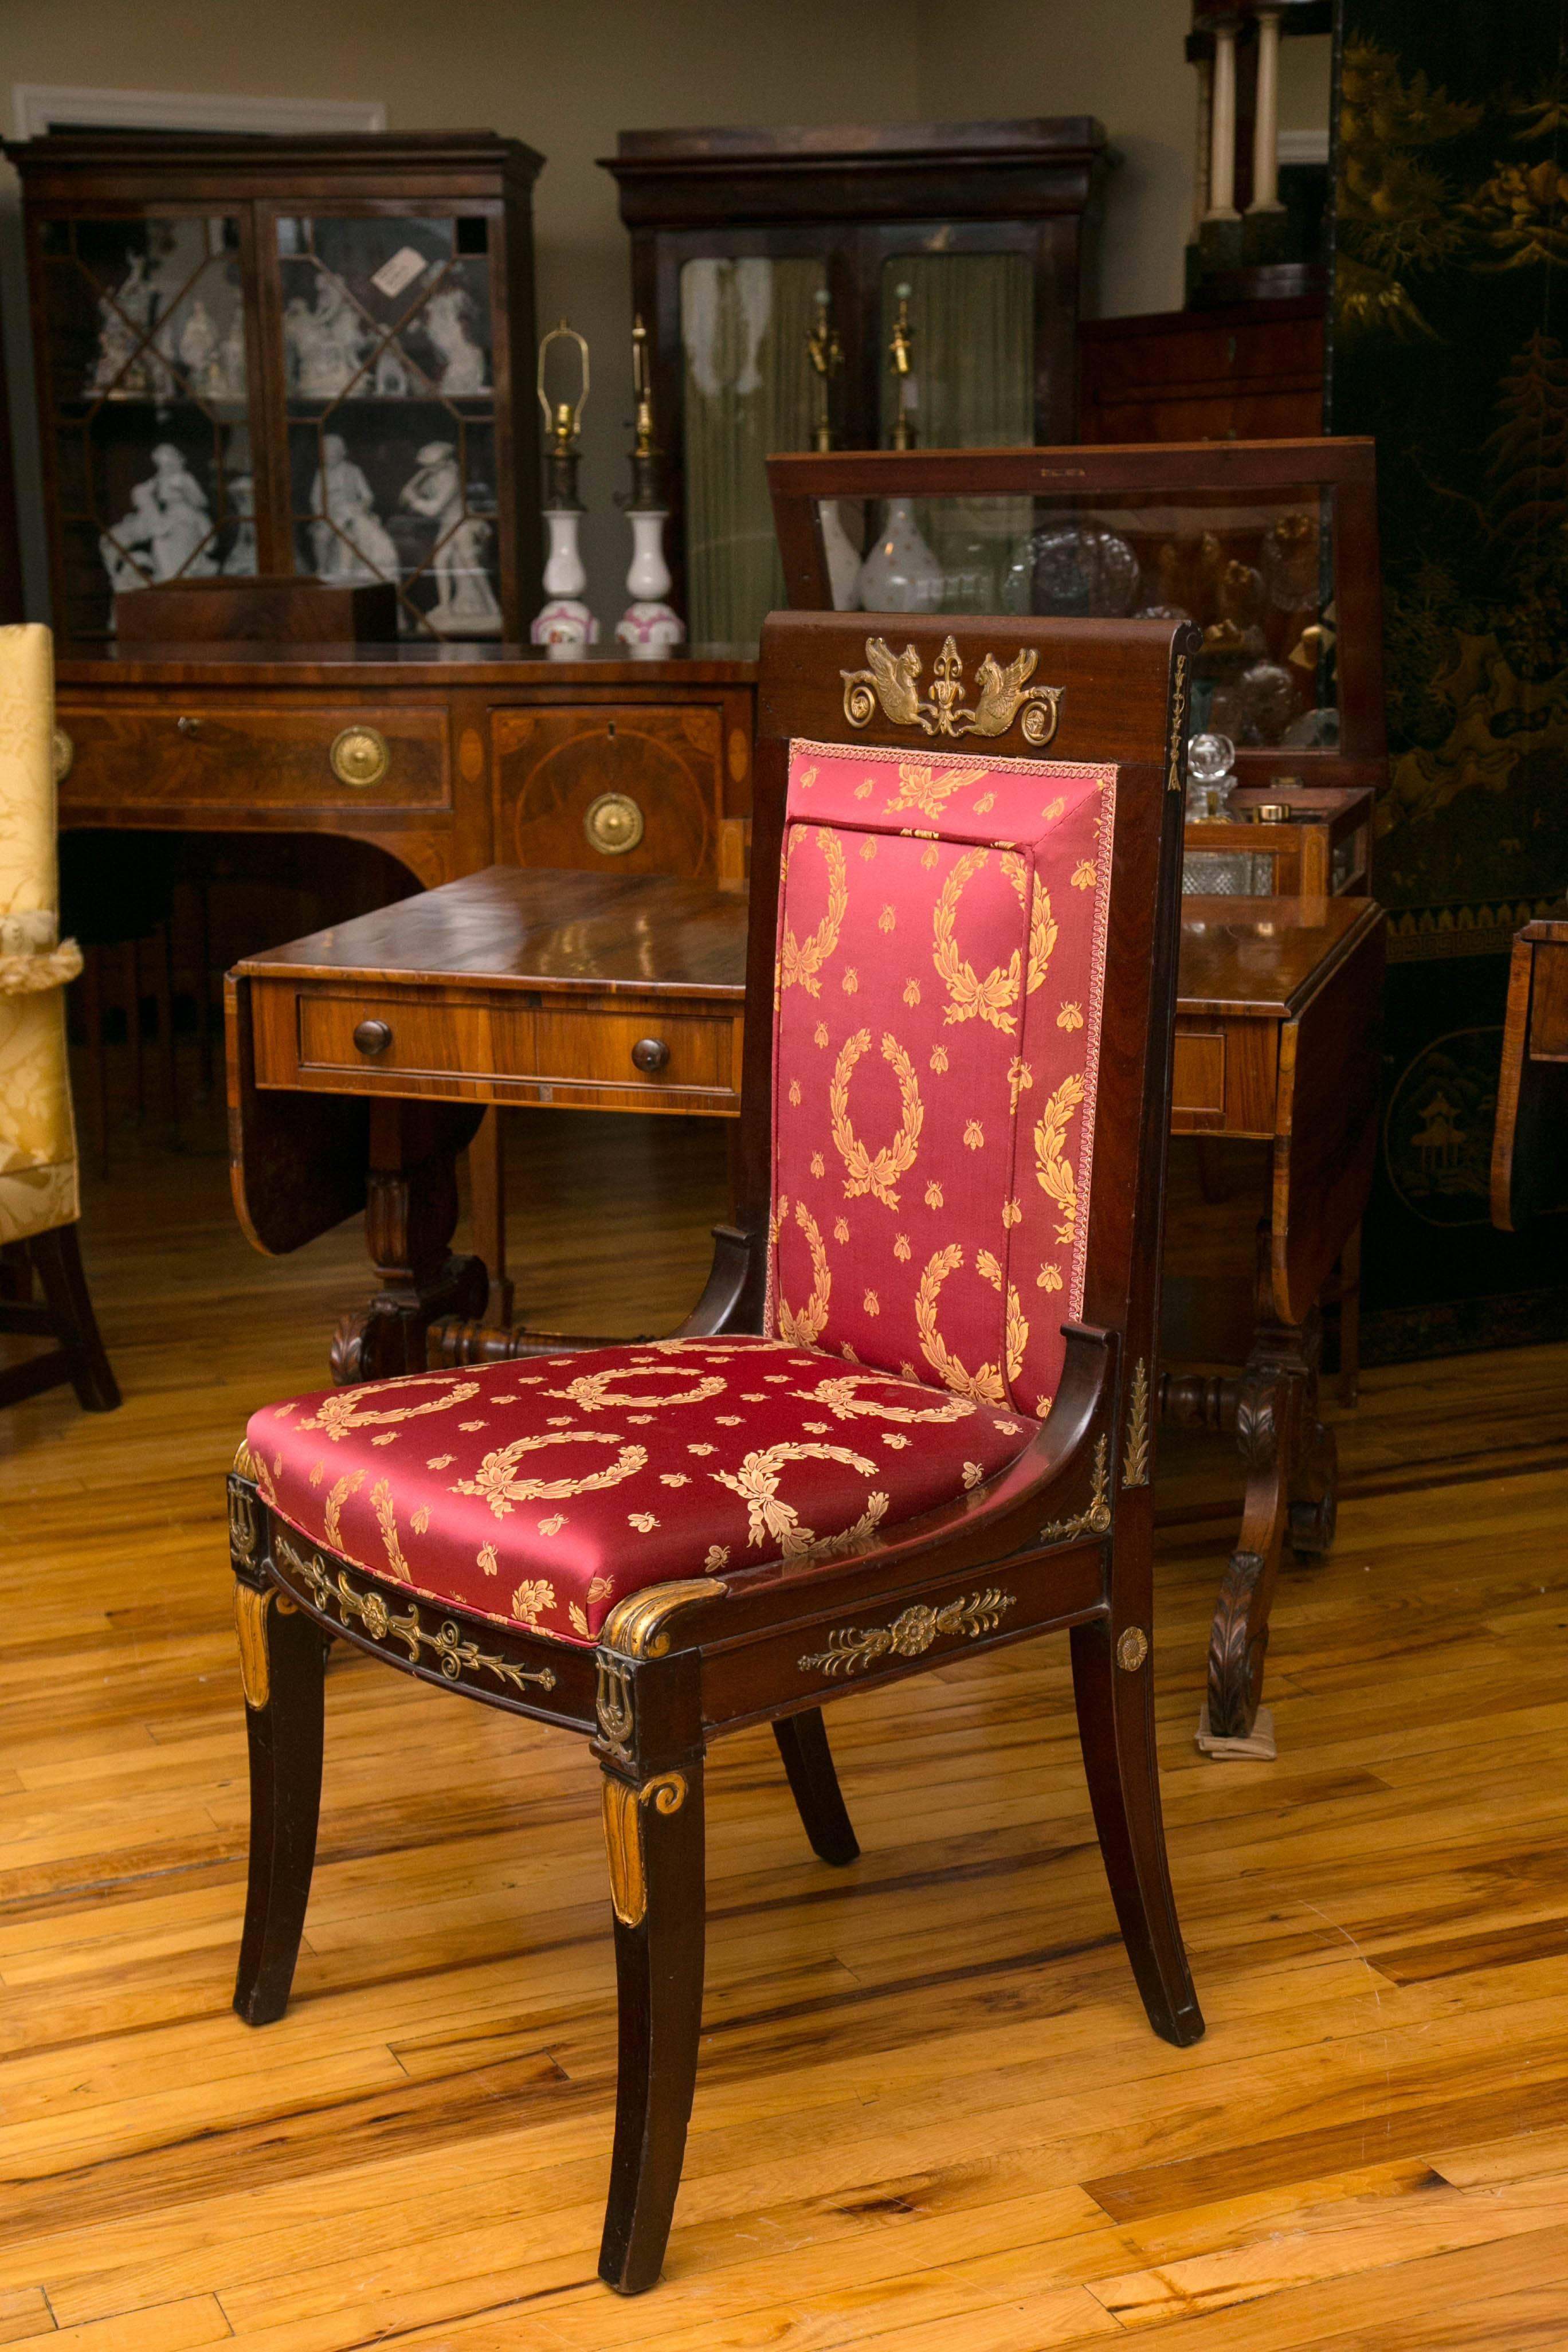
[228,607,1203,2295]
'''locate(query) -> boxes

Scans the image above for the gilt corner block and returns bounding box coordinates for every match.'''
[598,1576,728,1661]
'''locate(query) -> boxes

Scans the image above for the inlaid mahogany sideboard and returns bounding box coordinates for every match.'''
[52,644,758,892]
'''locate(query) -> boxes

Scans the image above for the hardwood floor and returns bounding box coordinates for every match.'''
[3,1080,1568,2349]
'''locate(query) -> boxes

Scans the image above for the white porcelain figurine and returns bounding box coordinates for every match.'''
[401,440,503,636]
[308,433,400,583]
[284,273,371,399]
[424,285,488,395]
[224,472,257,575]
[99,443,217,608]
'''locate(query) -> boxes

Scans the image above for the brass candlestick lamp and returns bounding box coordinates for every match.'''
[806,285,842,454]
[616,314,684,654]
[532,318,598,649]
[856,280,940,611]
[888,281,916,451]
[807,284,861,608]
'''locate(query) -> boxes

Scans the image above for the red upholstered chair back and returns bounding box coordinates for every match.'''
[727,612,1195,1447]
[770,742,1114,1424]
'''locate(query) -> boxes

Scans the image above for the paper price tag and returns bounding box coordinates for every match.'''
[371,246,429,301]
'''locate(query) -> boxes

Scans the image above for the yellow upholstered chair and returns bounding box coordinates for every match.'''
[0,624,118,1414]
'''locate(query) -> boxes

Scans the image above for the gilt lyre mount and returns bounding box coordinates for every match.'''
[841,633,1063,747]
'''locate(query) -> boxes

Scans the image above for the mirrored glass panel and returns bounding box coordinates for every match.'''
[680,256,821,646]
[39,214,249,639]
[278,214,499,637]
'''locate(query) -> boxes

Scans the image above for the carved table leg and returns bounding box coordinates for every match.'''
[331,1100,489,1384]
[465,1109,515,1327]
[1331,1220,1362,1409]
[1160,1287,1336,1743]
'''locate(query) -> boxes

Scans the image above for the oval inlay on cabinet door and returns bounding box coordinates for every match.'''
[492,705,721,876]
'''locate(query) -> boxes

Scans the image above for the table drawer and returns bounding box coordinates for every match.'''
[279,989,741,1106]
[56,702,450,813]
[534,1006,736,1092]
[493,704,722,876]
[1172,1030,1226,1116]
[1170,1018,1279,1135]
[295,995,528,1082]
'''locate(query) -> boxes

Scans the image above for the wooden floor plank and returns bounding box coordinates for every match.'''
[4,1077,1568,2346]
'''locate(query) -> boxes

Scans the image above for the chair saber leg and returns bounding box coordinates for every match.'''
[234,1587,327,2027]
[598,1759,707,2295]
[1070,1610,1204,2049]
[773,1707,860,1865]
[29,1223,120,1411]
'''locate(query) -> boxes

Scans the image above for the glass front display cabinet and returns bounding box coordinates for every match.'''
[11,131,543,644]
[602,120,1108,649]
[766,437,1385,818]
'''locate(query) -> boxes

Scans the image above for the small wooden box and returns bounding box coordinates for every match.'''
[113,575,398,645]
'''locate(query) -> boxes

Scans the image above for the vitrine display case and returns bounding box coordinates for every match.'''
[601,120,1108,648]
[10,131,543,645]
[766,437,1385,797]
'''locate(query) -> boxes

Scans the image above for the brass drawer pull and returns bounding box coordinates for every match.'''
[585,790,644,856]
[353,1018,393,1058]
[330,726,391,789]
[52,725,73,784]
[631,1036,671,1074]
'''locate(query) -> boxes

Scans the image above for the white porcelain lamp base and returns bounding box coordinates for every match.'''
[616,599,685,657]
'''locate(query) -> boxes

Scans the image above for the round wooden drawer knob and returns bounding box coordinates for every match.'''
[353,1018,393,1058]
[330,726,391,789]
[584,790,645,856]
[631,1037,670,1074]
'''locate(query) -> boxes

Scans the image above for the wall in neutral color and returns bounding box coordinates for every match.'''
[1,0,1332,626]
[1,0,920,620]
[911,9,1331,319]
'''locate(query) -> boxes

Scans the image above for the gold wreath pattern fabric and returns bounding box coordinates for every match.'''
[246,1338,1034,1645]
[771,739,1117,1421]
[0,626,81,1245]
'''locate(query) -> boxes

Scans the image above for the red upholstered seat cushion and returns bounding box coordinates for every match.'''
[245,1339,1034,1647]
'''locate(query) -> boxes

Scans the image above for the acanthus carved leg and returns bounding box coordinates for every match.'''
[1160,1315,1326,1742]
